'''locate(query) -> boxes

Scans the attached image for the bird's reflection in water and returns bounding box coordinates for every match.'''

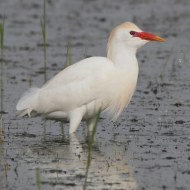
[30,133,137,190]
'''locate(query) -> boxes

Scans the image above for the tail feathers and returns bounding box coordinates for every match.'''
[16,87,40,117]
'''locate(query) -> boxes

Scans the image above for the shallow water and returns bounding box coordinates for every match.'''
[1,0,190,189]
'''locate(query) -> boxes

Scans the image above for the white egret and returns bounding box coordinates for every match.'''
[16,22,165,134]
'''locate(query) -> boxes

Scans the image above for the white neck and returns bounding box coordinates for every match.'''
[106,41,139,119]
[107,41,138,68]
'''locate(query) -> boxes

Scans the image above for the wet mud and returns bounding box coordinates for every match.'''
[1,0,190,189]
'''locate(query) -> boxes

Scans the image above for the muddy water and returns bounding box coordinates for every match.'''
[1,0,190,189]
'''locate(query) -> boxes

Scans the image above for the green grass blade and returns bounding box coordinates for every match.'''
[0,20,5,63]
[0,24,3,53]
[0,17,5,112]
[64,40,72,68]
[159,54,171,81]
[159,49,174,82]
[40,0,47,82]
[83,110,101,190]
[0,117,3,143]
[43,0,46,31]
[36,168,42,190]
[84,46,88,58]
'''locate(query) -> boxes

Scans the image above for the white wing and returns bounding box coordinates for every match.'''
[35,57,115,114]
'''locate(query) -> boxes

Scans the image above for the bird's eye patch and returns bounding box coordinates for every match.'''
[129,31,136,35]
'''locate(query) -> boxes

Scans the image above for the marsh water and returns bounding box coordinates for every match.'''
[1,0,190,189]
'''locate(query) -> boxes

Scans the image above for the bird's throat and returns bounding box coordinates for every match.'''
[107,44,137,68]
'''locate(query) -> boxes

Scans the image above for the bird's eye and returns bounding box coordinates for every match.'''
[130,31,136,35]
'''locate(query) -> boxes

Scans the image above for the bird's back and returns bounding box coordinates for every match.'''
[43,57,113,89]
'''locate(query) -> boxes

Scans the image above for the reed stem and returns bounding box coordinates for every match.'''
[36,168,42,190]
[41,0,47,82]
[64,40,72,68]
[83,110,101,190]
[0,17,5,112]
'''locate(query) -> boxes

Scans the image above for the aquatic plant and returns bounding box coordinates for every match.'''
[159,52,172,81]
[36,168,42,190]
[0,117,3,143]
[64,40,72,68]
[40,0,47,82]
[60,121,65,140]
[84,46,88,58]
[0,19,4,112]
[160,49,184,83]
[0,17,4,146]
[0,22,4,55]
[83,110,101,190]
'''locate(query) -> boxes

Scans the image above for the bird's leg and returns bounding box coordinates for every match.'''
[69,108,84,134]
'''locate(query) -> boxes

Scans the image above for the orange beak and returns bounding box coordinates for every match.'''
[135,32,166,42]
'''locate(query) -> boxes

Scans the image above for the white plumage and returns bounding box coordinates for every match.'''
[16,22,165,134]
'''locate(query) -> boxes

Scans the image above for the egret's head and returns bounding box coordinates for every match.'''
[108,22,166,49]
